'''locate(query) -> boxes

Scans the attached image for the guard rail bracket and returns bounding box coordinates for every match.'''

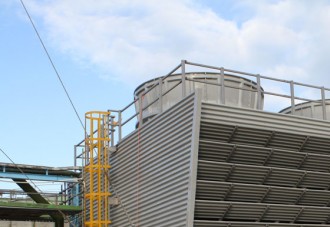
[108,146,117,153]
[109,196,120,206]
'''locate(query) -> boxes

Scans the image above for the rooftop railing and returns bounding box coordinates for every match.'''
[74,60,330,165]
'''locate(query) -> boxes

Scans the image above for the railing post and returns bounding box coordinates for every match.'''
[181,60,186,98]
[321,87,327,120]
[290,81,295,115]
[138,93,143,127]
[118,111,122,142]
[257,74,262,110]
[110,115,115,147]
[158,78,163,113]
[220,67,225,105]
[60,185,63,204]
[74,145,77,167]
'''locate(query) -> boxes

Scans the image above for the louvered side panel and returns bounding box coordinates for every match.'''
[201,103,330,138]
[110,93,198,227]
[194,221,330,227]
[195,101,330,226]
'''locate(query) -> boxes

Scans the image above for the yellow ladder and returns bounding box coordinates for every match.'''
[84,111,111,227]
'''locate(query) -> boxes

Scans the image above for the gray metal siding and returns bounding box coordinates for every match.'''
[110,94,197,227]
[201,103,330,138]
[194,101,330,226]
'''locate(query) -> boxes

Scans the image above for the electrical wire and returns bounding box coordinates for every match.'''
[19,0,85,130]
[16,1,87,225]
[0,147,41,190]
[17,1,124,226]
[103,169,134,227]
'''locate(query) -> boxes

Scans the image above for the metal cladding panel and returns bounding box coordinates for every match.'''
[201,102,330,138]
[195,101,330,226]
[196,180,330,206]
[199,140,330,172]
[110,93,199,227]
[194,221,330,227]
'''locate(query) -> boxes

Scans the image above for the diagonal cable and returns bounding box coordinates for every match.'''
[19,0,85,130]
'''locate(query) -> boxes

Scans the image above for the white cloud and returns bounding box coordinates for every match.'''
[263,65,308,81]
[24,0,330,91]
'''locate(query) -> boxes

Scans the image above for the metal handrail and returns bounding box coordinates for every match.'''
[74,60,330,165]
[0,189,81,206]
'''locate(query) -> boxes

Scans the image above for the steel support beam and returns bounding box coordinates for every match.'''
[13,178,64,227]
[0,172,78,182]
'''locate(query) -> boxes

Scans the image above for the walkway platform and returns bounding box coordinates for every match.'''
[0,162,81,182]
[0,201,81,221]
[0,162,82,226]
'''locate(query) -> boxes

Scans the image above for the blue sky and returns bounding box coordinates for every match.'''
[1,0,330,172]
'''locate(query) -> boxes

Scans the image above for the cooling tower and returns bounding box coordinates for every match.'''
[92,61,330,227]
[280,100,330,120]
[134,72,264,125]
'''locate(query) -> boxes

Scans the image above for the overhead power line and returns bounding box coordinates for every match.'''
[19,0,85,130]
[0,1,86,226]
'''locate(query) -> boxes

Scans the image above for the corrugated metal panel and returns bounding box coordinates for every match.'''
[199,140,330,172]
[195,100,330,226]
[196,180,330,206]
[201,103,330,138]
[194,221,330,227]
[194,200,330,222]
[197,160,330,189]
[200,122,330,154]
[110,93,198,227]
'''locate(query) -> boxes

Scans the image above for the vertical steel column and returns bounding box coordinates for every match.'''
[256,74,262,110]
[290,81,295,115]
[102,114,110,226]
[181,60,186,98]
[110,115,115,147]
[13,179,64,227]
[118,111,122,142]
[321,87,327,120]
[220,68,225,105]
[138,93,143,127]
[217,71,221,104]
[74,145,77,167]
